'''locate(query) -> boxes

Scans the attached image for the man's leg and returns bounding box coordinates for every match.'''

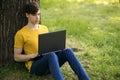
[30,52,64,80]
[56,48,90,80]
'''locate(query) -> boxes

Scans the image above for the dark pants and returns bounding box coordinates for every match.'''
[30,48,90,80]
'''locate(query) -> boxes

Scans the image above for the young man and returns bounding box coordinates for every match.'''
[14,2,90,80]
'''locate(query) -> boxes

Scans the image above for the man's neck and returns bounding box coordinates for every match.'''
[26,23,39,30]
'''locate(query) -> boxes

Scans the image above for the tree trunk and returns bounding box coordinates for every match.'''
[0,0,40,66]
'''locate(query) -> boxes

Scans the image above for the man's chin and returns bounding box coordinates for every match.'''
[34,22,39,24]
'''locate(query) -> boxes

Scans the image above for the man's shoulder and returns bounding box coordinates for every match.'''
[39,24,48,29]
[15,26,26,35]
[39,24,48,32]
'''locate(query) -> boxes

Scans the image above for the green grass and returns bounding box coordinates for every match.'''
[1,0,120,80]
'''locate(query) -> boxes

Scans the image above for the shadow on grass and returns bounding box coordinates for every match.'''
[0,62,53,80]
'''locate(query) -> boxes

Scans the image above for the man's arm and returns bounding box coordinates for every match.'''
[14,48,38,62]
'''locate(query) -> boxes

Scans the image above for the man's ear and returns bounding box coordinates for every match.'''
[26,13,29,18]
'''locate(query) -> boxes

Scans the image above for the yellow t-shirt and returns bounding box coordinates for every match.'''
[14,25,48,71]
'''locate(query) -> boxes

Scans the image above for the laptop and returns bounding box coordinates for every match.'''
[38,29,66,55]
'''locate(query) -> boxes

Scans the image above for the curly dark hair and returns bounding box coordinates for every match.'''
[23,1,40,14]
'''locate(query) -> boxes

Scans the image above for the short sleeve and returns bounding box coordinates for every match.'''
[14,31,24,48]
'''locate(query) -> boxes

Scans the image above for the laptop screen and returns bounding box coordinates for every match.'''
[38,30,66,55]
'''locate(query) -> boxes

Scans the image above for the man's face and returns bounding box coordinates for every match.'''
[26,10,40,25]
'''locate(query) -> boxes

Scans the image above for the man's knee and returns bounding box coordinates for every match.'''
[47,52,58,60]
[64,48,73,53]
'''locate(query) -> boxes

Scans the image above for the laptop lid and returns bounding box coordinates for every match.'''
[38,30,66,55]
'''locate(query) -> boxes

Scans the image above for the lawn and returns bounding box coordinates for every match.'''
[0,0,120,80]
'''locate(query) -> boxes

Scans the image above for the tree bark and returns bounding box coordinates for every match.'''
[0,0,40,66]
